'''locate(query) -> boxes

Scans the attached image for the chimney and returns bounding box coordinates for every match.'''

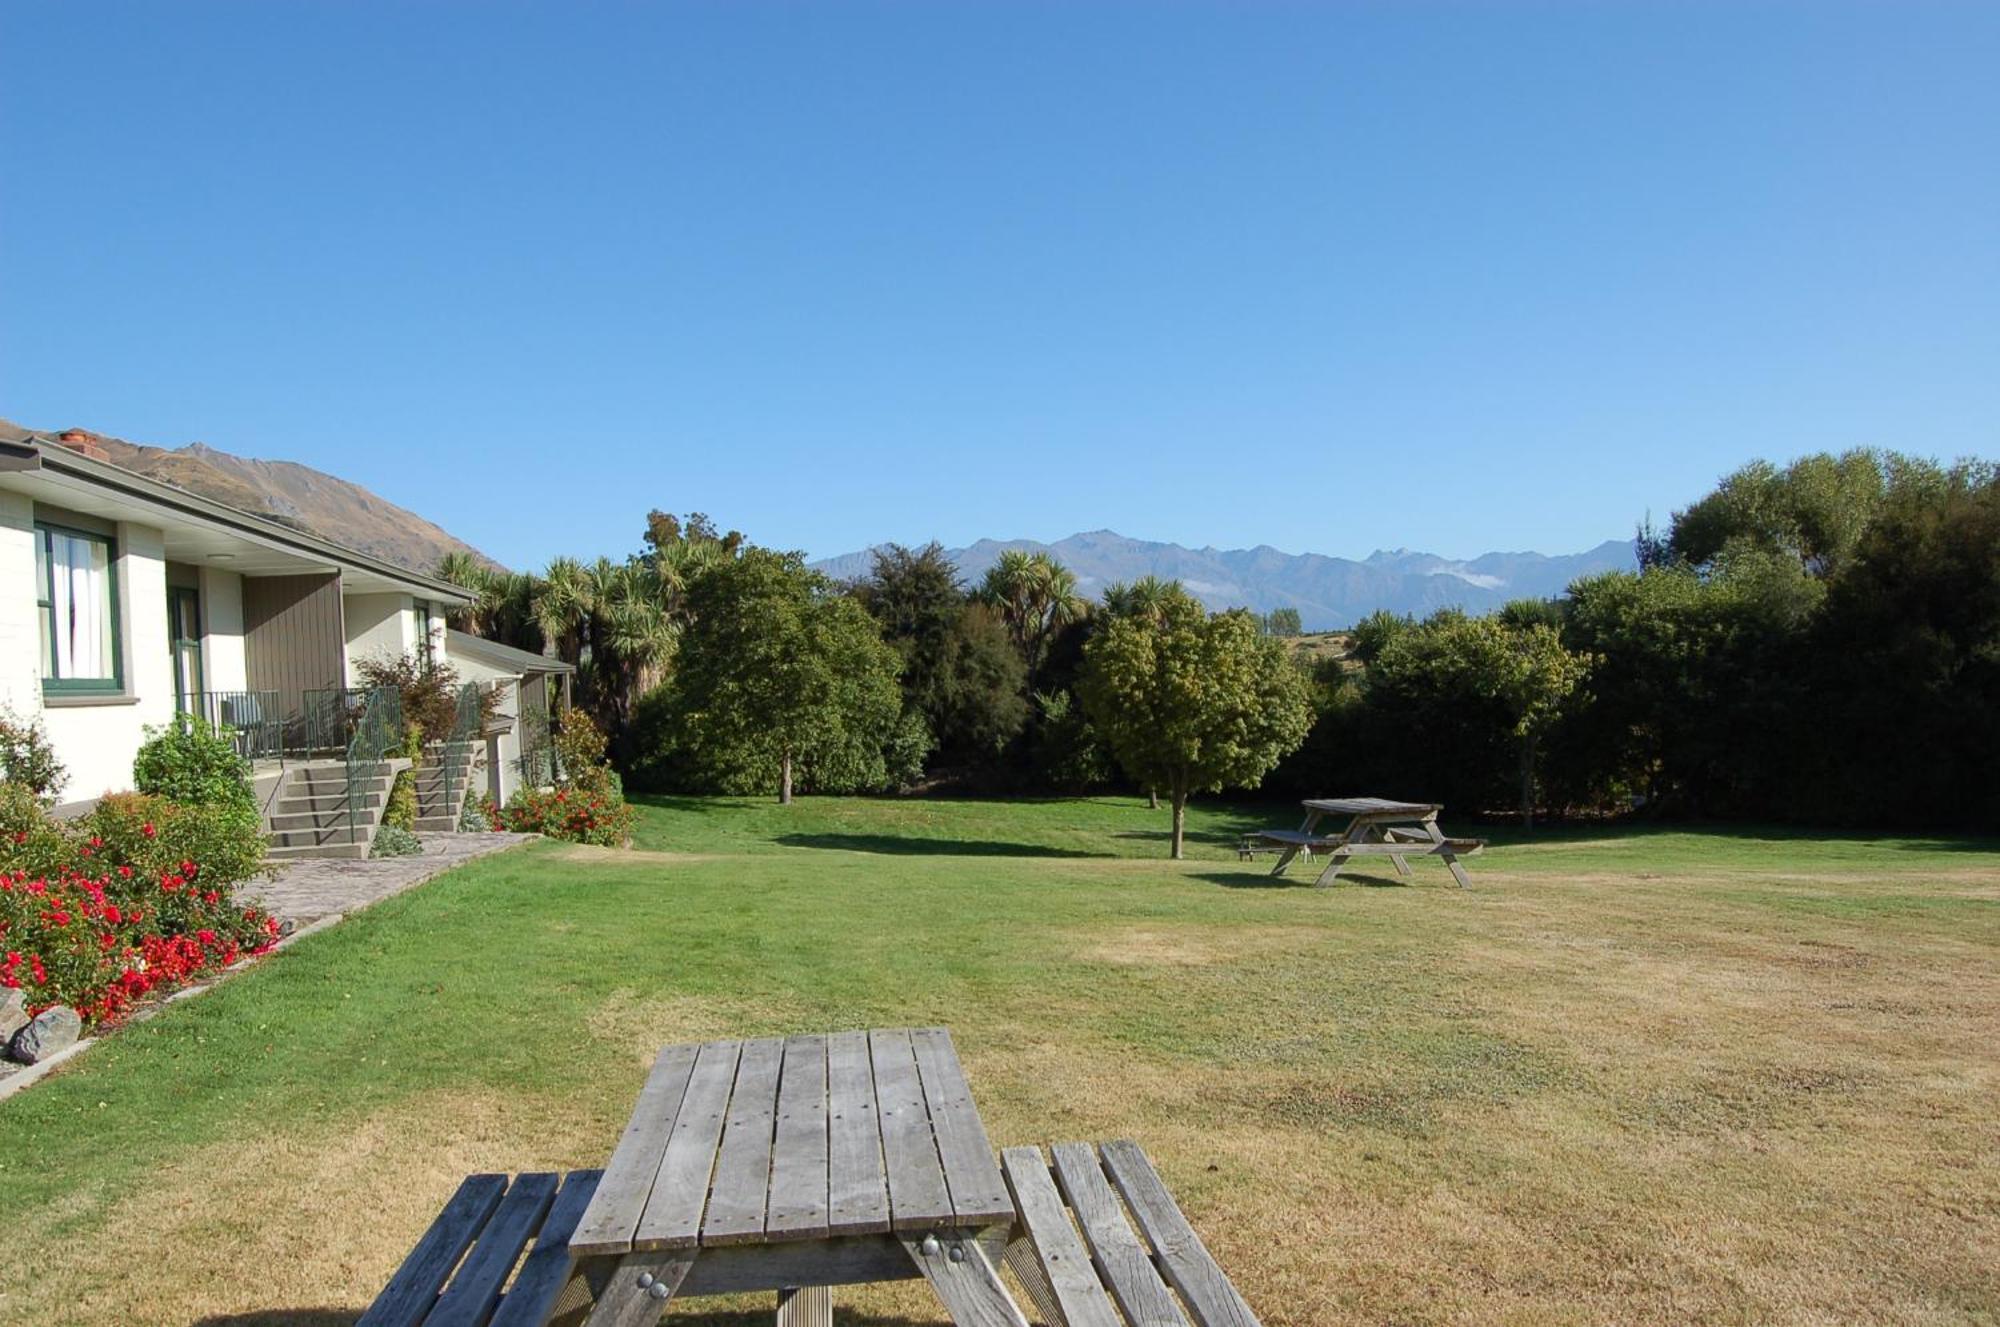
[55,429,112,462]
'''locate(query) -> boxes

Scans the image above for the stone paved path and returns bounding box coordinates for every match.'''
[246,831,537,929]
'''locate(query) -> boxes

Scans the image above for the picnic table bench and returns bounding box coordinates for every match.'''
[361,1027,1267,1326]
[1256,797,1483,888]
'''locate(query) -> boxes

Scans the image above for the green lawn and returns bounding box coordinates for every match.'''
[1,796,1996,1325]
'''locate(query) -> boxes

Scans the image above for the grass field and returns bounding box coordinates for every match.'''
[1,796,1996,1325]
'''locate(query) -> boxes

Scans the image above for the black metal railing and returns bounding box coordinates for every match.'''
[302,687,374,753]
[344,687,403,845]
[516,704,553,789]
[437,681,482,823]
[191,690,284,760]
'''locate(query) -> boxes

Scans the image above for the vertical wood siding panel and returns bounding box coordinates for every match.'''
[243,572,345,718]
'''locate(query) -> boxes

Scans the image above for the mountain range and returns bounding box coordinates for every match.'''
[814,530,1637,629]
[0,416,497,574]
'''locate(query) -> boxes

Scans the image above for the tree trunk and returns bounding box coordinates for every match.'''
[1519,734,1535,829]
[1169,788,1187,860]
[1147,787,1159,810]
[780,749,794,805]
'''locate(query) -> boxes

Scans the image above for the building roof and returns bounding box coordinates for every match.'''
[0,430,472,603]
[447,628,575,675]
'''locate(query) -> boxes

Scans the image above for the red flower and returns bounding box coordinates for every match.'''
[141,823,157,838]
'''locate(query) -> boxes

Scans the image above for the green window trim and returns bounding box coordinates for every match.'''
[36,520,125,696]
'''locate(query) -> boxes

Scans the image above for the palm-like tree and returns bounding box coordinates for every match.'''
[435,551,501,636]
[1101,575,1175,623]
[976,551,1089,680]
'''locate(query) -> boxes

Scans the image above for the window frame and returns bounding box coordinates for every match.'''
[36,520,125,696]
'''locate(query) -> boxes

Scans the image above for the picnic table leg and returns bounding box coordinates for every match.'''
[1424,818,1471,888]
[902,1230,1031,1326]
[1311,815,1362,887]
[579,1249,697,1327]
[1268,844,1300,877]
[776,1285,832,1326]
[1003,1236,1069,1327]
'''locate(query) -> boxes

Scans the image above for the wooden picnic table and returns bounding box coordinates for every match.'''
[360,1026,1274,1327]
[1257,797,1481,888]
[559,1026,1021,1325]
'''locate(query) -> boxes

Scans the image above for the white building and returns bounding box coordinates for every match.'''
[0,425,472,812]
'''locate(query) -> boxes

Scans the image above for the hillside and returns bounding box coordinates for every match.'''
[815,529,1636,629]
[0,416,497,574]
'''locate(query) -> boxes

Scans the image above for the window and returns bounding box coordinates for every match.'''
[36,523,122,694]
[416,602,435,671]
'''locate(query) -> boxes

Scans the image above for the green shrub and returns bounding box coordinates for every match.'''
[382,727,421,832]
[133,715,254,813]
[83,790,270,892]
[501,784,632,846]
[371,824,422,858]
[0,780,77,877]
[459,791,497,832]
[0,707,67,801]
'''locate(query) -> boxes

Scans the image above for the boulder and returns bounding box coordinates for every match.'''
[9,1005,82,1064]
[0,987,25,1044]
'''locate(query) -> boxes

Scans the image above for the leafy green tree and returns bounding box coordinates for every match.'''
[1348,609,1412,664]
[1666,450,1971,579]
[1079,587,1312,858]
[857,545,1027,765]
[661,549,903,802]
[1259,607,1303,637]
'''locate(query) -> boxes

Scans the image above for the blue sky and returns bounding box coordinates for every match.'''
[3,2,1995,570]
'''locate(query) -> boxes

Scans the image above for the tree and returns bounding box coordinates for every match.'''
[1371,614,1591,826]
[1665,450,1957,579]
[976,550,1088,682]
[1079,587,1312,858]
[1258,607,1303,637]
[1101,577,1176,622]
[662,549,902,803]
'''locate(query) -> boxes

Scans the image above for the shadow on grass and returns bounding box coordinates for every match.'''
[773,832,1107,859]
[1191,869,1412,890]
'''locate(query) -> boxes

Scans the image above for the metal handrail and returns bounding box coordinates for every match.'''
[191,690,283,760]
[437,682,482,824]
[303,687,374,753]
[344,687,403,845]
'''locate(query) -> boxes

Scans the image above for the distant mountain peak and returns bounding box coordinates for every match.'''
[814,529,1634,630]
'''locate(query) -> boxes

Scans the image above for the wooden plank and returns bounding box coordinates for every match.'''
[767,1034,832,1241]
[901,1232,1031,1327]
[577,1248,696,1327]
[826,1030,890,1235]
[1050,1142,1189,1327]
[1301,797,1437,816]
[1100,1140,1261,1327]
[910,1027,1015,1228]
[358,1173,508,1327]
[1001,1147,1126,1327]
[634,1039,742,1250]
[423,1172,559,1327]
[776,1285,833,1327]
[571,1043,700,1256]
[702,1036,786,1246]
[869,1028,954,1231]
[489,1170,601,1327]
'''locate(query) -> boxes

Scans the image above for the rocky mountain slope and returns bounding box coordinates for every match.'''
[814,529,1636,629]
[0,416,496,574]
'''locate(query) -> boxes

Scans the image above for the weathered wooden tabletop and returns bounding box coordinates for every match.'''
[559,1027,1025,1325]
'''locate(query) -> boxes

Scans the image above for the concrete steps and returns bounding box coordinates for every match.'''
[260,758,410,861]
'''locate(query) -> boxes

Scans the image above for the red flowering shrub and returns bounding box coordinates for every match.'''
[0,795,279,1026]
[500,785,633,847]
